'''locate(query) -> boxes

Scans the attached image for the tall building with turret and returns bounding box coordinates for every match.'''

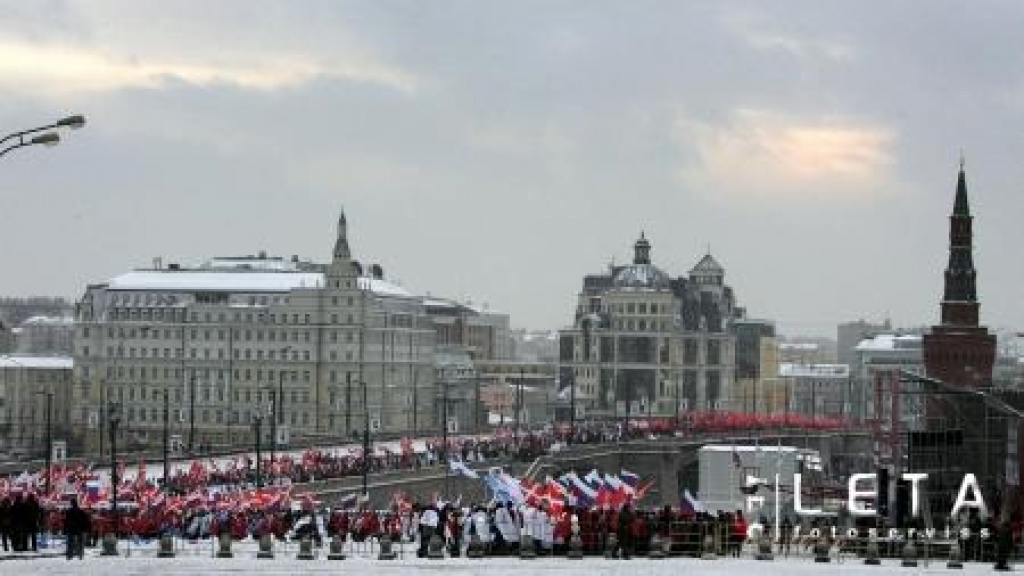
[72,210,437,456]
[923,160,996,387]
[558,234,744,421]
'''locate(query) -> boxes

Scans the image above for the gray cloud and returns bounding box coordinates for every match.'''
[2,1,1023,337]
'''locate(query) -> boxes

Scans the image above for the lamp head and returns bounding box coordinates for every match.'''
[108,401,122,426]
[57,114,86,129]
[30,133,60,147]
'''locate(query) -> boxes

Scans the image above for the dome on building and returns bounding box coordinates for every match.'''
[613,263,672,290]
[613,232,672,290]
[610,230,675,289]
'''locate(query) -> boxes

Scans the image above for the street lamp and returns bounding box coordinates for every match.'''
[106,401,122,554]
[252,413,264,488]
[34,391,53,497]
[1,114,86,158]
[275,346,293,460]
[361,379,370,498]
[440,378,450,500]
[162,389,170,491]
[514,367,525,447]
[263,386,277,464]
[187,369,197,453]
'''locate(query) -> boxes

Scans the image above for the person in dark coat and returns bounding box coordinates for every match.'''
[0,498,11,552]
[10,494,26,552]
[994,519,1013,571]
[779,515,793,557]
[615,504,635,559]
[63,499,91,560]
[25,494,40,552]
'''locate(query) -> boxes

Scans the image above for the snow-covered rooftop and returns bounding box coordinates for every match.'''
[106,271,413,298]
[0,355,73,369]
[201,256,305,272]
[108,271,324,292]
[778,342,819,350]
[700,445,803,454]
[855,333,923,352]
[357,276,413,298]
[423,296,498,314]
[20,315,74,325]
[779,363,850,378]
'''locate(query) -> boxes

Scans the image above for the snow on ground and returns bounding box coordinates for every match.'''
[1,540,1009,576]
[3,555,1008,575]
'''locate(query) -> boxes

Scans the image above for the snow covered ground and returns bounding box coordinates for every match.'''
[1,540,1011,575]
[3,555,1010,575]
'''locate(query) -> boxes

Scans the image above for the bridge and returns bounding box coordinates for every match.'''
[303,429,873,507]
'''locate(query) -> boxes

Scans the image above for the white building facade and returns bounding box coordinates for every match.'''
[0,355,73,457]
[71,211,436,455]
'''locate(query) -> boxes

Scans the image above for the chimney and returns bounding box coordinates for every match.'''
[153,257,163,270]
[370,264,384,280]
[258,250,267,259]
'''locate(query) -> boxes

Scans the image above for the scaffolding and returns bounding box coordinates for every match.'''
[898,371,1022,524]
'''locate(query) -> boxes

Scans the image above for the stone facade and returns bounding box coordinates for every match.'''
[0,355,73,457]
[559,234,742,420]
[71,210,436,456]
[16,315,74,355]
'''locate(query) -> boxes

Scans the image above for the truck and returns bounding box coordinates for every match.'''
[697,444,826,521]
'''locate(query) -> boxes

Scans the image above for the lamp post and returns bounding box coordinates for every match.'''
[441,377,450,500]
[187,370,197,452]
[568,373,576,445]
[108,401,122,541]
[267,388,277,464]
[162,389,170,490]
[514,367,524,447]
[276,346,292,459]
[253,414,264,489]
[1,114,85,158]
[34,391,53,497]
[361,379,370,498]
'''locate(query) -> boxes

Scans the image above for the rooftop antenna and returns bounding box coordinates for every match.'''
[959,148,965,171]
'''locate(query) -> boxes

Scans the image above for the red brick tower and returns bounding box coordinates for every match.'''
[922,159,996,387]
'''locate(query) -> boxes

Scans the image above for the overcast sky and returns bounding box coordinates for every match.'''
[2,1,1022,338]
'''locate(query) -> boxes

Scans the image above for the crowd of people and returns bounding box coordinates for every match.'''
[6,489,1023,566]
[151,424,637,497]
[150,413,856,491]
[0,493,42,552]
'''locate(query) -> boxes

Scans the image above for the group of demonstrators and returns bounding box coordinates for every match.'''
[0,415,858,559]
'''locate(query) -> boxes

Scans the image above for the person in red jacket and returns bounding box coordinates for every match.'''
[730,510,748,557]
[231,513,247,540]
[553,510,571,554]
[580,509,596,552]
[630,511,646,553]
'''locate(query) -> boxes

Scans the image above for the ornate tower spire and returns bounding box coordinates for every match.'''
[940,160,979,326]
[924,157,994,389]
[633,232,651,265]
[333,208,351,261]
